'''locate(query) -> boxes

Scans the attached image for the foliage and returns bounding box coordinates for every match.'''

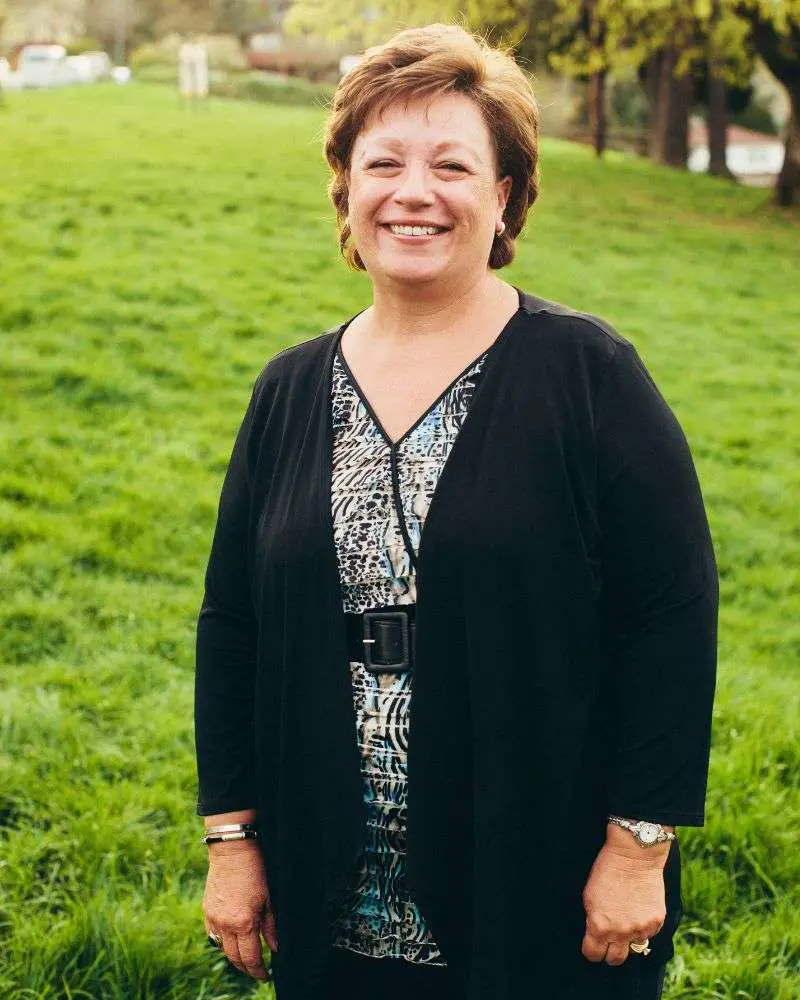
[283,0,526,50]
[571,73,651,131]
[123,0,284,45]
[1,84,799,999]
[212,71,335,106]
[610,75,651,129]
[130,32,247,72]
[129,35,183,71]
[729,92,781,133]
[65,36,107,56]
[0,0,284,52]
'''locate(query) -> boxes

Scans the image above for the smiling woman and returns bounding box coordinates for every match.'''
[195,22,718,1000]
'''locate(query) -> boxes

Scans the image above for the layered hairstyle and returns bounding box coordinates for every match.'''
[323,23,540,271]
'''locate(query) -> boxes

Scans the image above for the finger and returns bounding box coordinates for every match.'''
[604,940,630,967]
[581,930,609,963]
[237,930,270,981]
[261,909,279,953]
[221,931,247,975]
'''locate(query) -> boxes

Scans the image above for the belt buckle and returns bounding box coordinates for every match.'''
[362,610,412,674]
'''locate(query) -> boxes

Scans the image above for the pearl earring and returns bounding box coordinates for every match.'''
[496,220,506,237]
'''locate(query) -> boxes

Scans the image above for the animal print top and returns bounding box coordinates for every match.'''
[328,339,490,965]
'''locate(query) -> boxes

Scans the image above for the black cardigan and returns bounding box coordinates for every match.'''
[195,288,718,999]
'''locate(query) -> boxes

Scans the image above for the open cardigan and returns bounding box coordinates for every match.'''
[194,288,719,1000]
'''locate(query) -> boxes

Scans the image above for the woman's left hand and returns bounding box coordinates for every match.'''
[581,833,668,966]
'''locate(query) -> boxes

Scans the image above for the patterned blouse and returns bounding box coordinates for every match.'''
[328,338,490,965]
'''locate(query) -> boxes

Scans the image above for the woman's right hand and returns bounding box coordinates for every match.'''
[203,839,278,981]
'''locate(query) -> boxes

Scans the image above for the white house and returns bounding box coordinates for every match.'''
[688,116,785,186]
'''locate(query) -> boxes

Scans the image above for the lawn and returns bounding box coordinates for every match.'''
[0,83,798,999]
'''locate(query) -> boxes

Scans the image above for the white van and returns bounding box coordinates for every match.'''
[17,44,70,88]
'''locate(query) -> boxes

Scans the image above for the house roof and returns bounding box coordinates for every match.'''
[689,116,783,150]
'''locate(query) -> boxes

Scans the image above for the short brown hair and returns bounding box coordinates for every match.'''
[323,23,540,271]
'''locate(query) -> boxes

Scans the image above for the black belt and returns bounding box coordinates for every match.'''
[344,605,416,673]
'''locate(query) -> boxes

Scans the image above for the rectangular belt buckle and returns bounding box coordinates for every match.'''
[362,610,412,674]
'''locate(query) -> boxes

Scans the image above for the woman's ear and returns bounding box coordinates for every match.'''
[497,174,513,215]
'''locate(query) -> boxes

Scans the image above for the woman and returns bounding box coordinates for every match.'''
[195,24,718,1000]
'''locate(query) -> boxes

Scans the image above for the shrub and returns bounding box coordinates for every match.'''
[211,71,334,108]
[65,37,106,57]
[730,97,781,136]
[130,33,246,73]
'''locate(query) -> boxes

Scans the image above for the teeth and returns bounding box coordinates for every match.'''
[389,224,443,236]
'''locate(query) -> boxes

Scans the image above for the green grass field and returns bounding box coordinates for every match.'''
[1,83,798,999]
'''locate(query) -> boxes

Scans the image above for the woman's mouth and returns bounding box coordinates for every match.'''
[382,223,450,239]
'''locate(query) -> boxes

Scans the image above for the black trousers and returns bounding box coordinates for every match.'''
[319,945,668,1000]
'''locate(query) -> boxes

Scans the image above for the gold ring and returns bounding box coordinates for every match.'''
[207,931,223,949]
[629,938,651,956]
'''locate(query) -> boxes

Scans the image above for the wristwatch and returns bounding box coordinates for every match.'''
[608,816,677,847]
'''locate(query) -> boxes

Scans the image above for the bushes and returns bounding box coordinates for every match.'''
[66,38,107,57]
[130,32,247,74]
[135,64,335,109]
[211,71,334,108]
[130,33,334,108]
[129,36,182,72]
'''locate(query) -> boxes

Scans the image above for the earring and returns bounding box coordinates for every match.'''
[496,220,506,237]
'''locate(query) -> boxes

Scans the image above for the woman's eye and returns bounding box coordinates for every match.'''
[368,160,397,169]
[439,162,466,172]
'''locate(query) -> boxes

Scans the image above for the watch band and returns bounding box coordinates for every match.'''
[608,816,677,846]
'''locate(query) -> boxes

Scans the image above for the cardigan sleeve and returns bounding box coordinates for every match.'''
[595,340,718,827]
[194,376,263,816]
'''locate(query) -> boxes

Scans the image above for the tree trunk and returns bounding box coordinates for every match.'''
[706,0,733,179]
[737,9,800,207]
[776,84,800,207]
[589,69,607,158]
[653,47,692,168]
[642,51,663,158]
[707,75,733,178]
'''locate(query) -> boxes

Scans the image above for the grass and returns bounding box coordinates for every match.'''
[1,82,798,999]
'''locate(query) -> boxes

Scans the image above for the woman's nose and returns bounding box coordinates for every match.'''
[392,163,435,206]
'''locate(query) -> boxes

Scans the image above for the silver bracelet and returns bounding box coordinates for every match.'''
[204,823,258,835]
[203,831,259,846]
[202,822,259,846]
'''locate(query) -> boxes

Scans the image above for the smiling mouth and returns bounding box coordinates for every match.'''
[383,223,450,237]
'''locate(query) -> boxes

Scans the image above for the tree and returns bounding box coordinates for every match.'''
[735,1,800,205]
[547,1,612,157]
[706,0,735,177]
[548,0,800,202]
[549,2,701,167]
[284,0,526,50]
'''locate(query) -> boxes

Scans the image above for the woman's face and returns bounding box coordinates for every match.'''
[346,92,512,290]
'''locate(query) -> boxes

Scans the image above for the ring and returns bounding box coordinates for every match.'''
[207,931,223,949]
[629,938,651,956]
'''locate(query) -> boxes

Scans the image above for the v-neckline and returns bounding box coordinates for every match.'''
[334,286,524,449]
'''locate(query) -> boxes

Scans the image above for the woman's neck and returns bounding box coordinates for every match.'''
[363,272,514,347]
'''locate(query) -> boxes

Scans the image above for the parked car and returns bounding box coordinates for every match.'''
[6,44,114,89]
[16,44,71,88]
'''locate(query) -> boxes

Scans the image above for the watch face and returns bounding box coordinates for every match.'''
[638,823,660,845]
